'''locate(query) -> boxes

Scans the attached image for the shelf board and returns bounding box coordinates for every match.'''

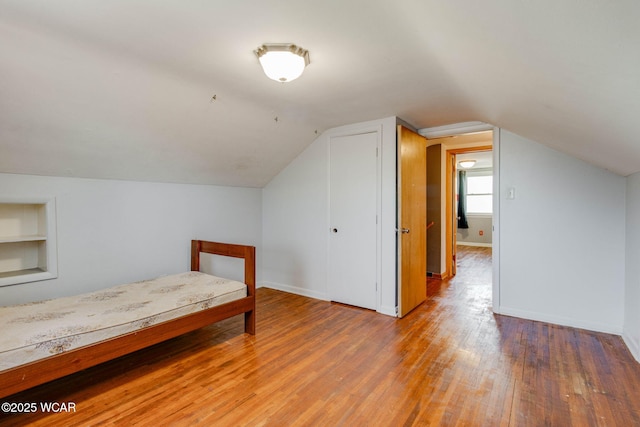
[0,267,45,279]
[0,235,47,244]
[0,268,55,287]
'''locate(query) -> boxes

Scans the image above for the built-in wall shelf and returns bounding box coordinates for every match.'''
[0,199,58,287]
[0,267,46,279]
[0,235,47,244]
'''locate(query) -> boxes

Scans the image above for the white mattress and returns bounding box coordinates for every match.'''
[0,271,246,371]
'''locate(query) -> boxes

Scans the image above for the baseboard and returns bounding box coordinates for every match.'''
[260,282,397,317]
[259,281,329,301]
[456,242,492,248]
[497,306,622,336]
[623,331,640,363]
[377,305,397,317]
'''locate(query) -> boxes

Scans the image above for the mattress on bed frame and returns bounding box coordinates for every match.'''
[0,271,246,372]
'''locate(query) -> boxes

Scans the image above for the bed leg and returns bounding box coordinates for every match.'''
[245,310,255,335]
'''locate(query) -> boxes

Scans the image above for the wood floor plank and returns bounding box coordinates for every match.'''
[2,245,640,426]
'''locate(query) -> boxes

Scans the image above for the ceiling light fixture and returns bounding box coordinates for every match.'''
[459,160,476,169]
[254,44,310,83]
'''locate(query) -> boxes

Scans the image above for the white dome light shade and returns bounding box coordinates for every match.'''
[458,160,476,169]
[255,44,310,82]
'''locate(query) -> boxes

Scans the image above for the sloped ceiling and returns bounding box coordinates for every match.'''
[1,1,639,187]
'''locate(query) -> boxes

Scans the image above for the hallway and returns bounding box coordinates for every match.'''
[428,245,492,299]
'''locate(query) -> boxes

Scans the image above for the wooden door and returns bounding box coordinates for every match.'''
[328,132,378,310]
[397,125,427,317]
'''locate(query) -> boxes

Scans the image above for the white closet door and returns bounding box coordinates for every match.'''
[328,132,378,310]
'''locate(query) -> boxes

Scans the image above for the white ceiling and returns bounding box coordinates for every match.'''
[457,151,492,170]
[1,1,639,187]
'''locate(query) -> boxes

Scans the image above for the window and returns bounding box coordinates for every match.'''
[466,171,492,214]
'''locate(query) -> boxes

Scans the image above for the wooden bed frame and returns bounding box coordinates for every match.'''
[0,240,255,399]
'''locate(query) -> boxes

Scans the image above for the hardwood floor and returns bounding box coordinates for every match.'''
[3,246,640,426]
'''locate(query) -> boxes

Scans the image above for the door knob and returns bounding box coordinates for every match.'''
[332,228,338,233]
[401,228,410,234]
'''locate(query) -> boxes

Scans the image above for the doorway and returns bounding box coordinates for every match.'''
[426,130,495,299]
[453,151,493,294]
[456,150,493,250]
[447,146,493,280]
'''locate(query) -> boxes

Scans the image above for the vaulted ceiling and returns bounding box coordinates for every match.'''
[1,1,639,187]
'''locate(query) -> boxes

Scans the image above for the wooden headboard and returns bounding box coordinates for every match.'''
[191,240,256,298]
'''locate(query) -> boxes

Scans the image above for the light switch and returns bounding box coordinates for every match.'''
[507,187,516,199]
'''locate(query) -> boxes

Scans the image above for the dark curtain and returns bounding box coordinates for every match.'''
[457,170,469,229]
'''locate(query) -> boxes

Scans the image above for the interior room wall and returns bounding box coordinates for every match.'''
[498,130,626,334]
[262,116,398,316]
[457,216,492,246]
[624,172,640,361]
[0,173,262,306]
[261,135,329,301]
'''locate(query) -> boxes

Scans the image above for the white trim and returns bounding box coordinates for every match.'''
[259,280,397,318]
[623,331,640,363]
[457,242,492,248]
[499,306,622,336]
[492,128,501,314]
[466,213,493,219]
[259,281,329,301]
[375,126,383,314]
[377,305,397,317]
[418,121,494,139]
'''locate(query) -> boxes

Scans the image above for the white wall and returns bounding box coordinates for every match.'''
[0,173,262,306]
[262,117,398,315]
[624,172,640,361]
[457,216,492,246]
[498,130,626,333]
[261,136,329,300]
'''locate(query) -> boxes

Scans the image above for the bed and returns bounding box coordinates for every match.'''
[0,240,255,399]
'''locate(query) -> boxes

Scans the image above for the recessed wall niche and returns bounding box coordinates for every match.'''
[0,198,58,287]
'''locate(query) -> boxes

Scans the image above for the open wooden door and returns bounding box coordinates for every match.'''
[397,125,427,317]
